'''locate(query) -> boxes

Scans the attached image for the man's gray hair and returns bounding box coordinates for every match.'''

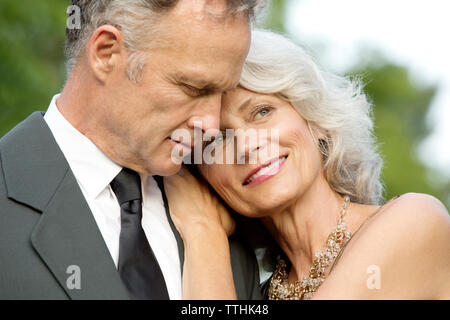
[65,0,264,81]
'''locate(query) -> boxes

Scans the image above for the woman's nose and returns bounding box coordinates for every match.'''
[235,130,262,164]
[235,131,279,164]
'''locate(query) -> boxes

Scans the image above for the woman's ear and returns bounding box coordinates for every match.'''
[307,120,327,140]
[86,25,125,83]
[307,121,330,156]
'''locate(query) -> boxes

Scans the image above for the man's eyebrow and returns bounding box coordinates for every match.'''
[177,74,239,92]
[176,75,217,89]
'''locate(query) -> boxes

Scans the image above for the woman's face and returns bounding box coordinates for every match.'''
[198,87,325,217]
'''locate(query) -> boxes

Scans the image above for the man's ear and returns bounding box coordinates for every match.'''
[87,25,124,83]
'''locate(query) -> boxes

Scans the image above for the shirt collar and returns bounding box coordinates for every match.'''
[44,94,123,199]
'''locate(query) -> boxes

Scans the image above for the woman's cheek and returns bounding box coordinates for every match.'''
[205,170,249,212]
[201,165,234,196]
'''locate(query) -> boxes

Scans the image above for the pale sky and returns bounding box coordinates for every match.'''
[284,0,450,178]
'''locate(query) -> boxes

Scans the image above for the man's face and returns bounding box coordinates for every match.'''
[101,1,251,176]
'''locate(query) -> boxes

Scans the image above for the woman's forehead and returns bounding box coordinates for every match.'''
[221,88,249,119]
[223,87,249,105]
[222,87,269,112]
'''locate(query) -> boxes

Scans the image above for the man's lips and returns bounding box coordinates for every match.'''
[168,138,193,152]
[243,154,288,186]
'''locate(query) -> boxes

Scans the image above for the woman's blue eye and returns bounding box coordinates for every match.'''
[255,107,272,119]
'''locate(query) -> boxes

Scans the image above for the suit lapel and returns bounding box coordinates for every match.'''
[30,169,130,299]
[154,175,185,273]
[1,112,130,299]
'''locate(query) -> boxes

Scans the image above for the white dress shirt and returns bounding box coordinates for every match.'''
[44,94,182,299]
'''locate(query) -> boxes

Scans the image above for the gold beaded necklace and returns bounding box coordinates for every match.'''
[268,195,352,300]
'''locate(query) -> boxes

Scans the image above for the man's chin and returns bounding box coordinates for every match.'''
[148,162,182,177]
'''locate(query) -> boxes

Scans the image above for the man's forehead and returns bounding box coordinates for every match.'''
[172,0,230,19]
[160,0,251,41]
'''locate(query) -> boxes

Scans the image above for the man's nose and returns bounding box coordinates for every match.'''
[187,94,221,132]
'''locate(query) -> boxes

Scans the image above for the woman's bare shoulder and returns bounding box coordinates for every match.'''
[387,192,448,218]
[375,193,449,237]
[313,193,450,299]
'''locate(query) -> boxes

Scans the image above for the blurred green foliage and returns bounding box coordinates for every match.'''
[0,0,448,207]
[0,0,67,137]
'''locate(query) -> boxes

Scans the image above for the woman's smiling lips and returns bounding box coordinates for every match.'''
[243,155,288,186]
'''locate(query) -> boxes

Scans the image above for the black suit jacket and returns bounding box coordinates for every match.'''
[0,112,262,299]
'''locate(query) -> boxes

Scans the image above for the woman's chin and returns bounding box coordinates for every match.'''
[241,187,299,217]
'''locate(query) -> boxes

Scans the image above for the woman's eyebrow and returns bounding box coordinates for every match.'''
[237,97,253,114]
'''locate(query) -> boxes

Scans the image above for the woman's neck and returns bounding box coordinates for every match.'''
[261,174,346,281]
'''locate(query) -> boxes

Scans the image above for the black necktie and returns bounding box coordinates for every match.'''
[110,168,169,300]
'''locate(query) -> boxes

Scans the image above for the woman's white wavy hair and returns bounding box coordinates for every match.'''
[240,29,383,205]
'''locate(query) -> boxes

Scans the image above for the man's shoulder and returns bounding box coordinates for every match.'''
[0,111,46,149]
[0,112,46,204]
[0,111,73,212]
